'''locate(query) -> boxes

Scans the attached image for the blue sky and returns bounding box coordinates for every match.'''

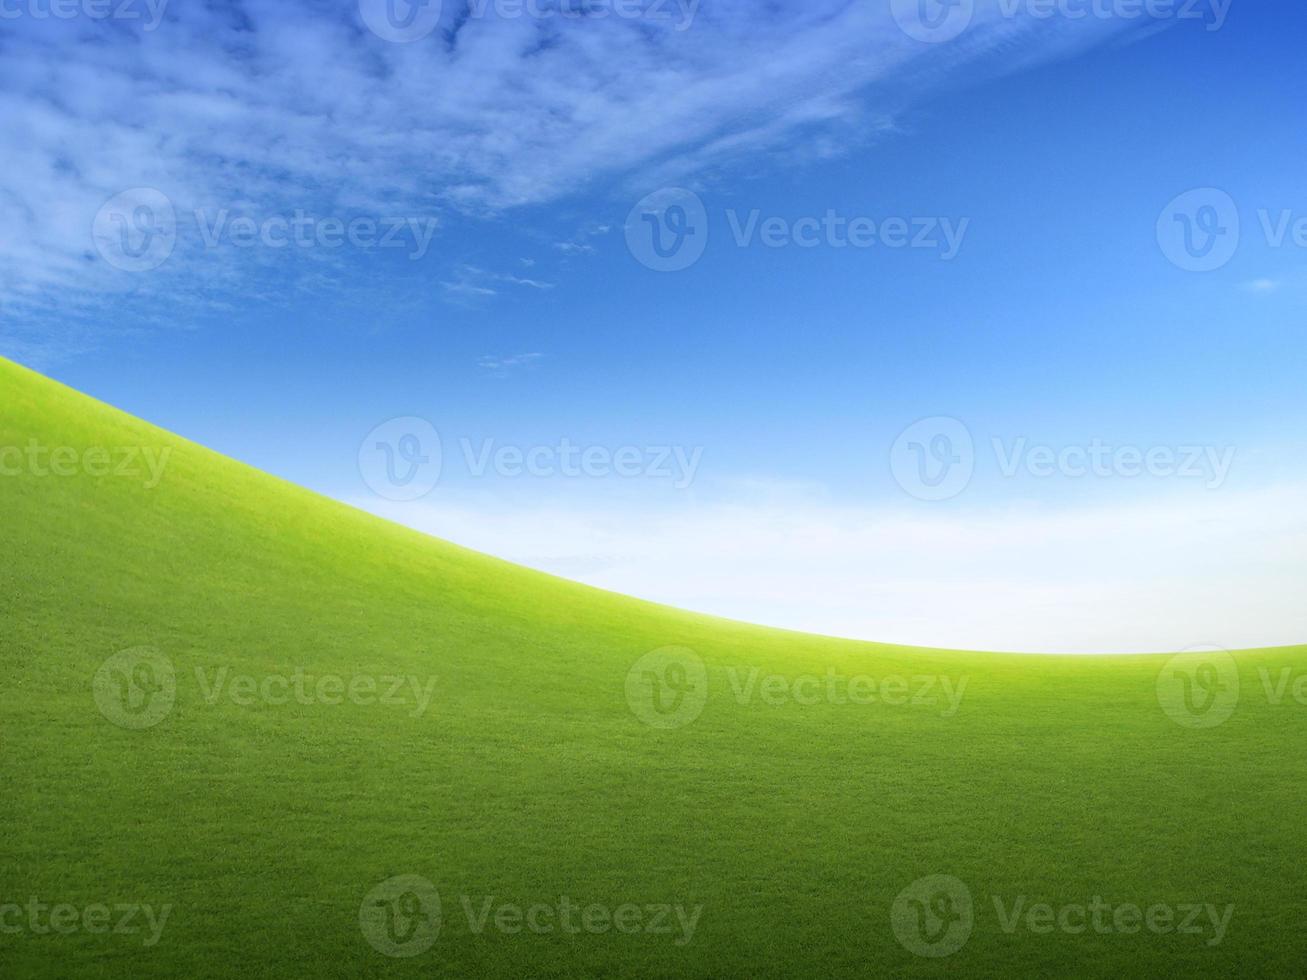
[2,0,1304,651]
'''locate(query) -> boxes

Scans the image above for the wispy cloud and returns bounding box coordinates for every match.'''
[1243,278,1280,293]
[477,352,545,377]
[554,222,611,256]
[440,264,554,303]
[0,0,1139,325]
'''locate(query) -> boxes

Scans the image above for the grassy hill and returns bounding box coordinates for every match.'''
[1,353,1303,977]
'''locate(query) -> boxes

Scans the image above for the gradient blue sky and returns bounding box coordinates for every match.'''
[3,0,1304,651]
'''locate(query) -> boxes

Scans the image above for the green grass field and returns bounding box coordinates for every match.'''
[2,353,1304,977]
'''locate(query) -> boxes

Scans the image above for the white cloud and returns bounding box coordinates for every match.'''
[554,241,595,256]
[440,264,555,302]
[554,221,611,256]
[354,480,1307,654]
[1243,278,1280,293]
[0,0,1137,322]
[477,351,544,376]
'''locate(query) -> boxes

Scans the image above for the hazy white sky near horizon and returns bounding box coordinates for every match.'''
[353,478,1307,654]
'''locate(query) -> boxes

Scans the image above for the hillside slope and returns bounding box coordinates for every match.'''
[1,354,1303,977]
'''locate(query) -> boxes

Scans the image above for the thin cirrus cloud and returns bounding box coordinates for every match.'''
[441,265,556,301]
[477,352,544,376]
[0,0,1138,329]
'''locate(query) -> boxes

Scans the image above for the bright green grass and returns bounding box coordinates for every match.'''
[1,353,1304,978]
